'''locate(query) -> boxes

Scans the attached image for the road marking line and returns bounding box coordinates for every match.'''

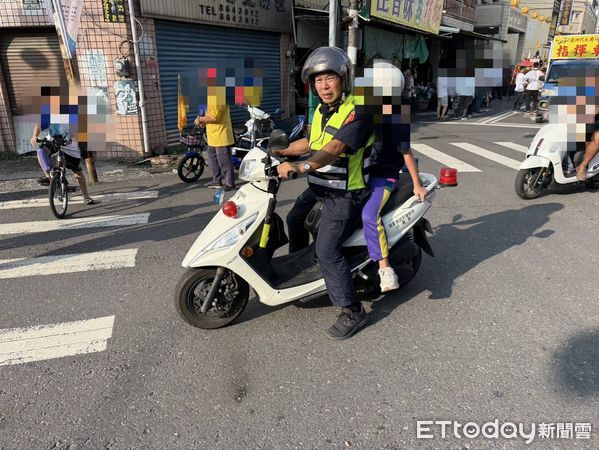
[0,213,150,236]
[494,142,529,153]
[411,144,482,173]
[482,111,514,124]
[0,191,159,210]
[440,122,543,129]
[489,111,520,124]
[0,316,115,366]
[450,143,521,170]
[0,248,138,279]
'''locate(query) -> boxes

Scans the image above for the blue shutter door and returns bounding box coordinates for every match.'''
[155,19,281,144]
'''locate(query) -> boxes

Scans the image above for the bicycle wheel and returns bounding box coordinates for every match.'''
[49,174,68,218]
[177,153,205,183]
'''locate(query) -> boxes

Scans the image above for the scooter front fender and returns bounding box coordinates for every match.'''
[519,155,550,170]
[181,184,266,268]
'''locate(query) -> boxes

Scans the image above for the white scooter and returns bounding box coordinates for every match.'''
[515,123,599,199]
[175,130,449,329]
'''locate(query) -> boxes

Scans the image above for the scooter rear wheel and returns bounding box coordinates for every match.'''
[175,268,249,329]
[393,246,422,288]
[515,168,545,199]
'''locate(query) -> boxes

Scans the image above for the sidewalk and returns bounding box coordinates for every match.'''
[0,156,170,195]
[412,96,517,123]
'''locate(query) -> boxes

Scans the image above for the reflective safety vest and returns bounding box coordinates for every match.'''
[307,94,374,194]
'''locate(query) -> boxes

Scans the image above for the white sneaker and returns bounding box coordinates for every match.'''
[379,267,400,293]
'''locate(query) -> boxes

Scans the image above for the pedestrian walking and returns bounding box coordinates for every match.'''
[436,75,449,120]
[513,69,526,111]
[524,62,544,116]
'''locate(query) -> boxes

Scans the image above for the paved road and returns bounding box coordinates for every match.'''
[0,114,598,448]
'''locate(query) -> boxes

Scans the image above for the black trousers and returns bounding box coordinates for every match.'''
[527,90,540,112]
[287,187,369,308]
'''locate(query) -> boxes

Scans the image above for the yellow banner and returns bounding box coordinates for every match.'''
[551,34,599,59]
[177,74,188,131]
[370,0,443,34]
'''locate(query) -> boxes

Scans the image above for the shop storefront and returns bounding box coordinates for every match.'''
[140,0,293,144]
[0,28,68,153]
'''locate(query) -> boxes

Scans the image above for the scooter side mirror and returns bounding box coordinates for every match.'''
[268,129,289,152]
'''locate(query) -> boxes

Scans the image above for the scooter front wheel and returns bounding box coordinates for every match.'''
[515,168,545,199]
[177,154,205,183]
[175,268,249,329]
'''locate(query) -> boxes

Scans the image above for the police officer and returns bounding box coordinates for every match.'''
[276,47,374,340]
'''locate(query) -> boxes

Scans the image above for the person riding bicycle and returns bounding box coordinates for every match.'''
[274,46,374,340]
[31,123,95,205]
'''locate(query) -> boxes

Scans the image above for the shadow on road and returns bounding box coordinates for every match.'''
[553,328,599,399]
[369,202,563,325]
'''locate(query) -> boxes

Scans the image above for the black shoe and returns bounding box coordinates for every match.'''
[326,305,369,340]
[205,181,222,189]
[38,177,50,186]
[223,185,237,192]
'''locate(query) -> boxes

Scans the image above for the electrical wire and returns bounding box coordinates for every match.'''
[80,4,145,43]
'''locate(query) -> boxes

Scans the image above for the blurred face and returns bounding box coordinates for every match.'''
[314,72,342,105]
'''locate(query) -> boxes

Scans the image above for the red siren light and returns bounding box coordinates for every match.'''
[439,168,458,187]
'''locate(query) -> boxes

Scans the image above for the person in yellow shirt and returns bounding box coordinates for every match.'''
[194,90,236,191]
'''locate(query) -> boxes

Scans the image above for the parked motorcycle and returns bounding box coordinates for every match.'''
[176,105,305,183]
[174,130,455,329]
[515,123,599,199]
[231,104,305,161]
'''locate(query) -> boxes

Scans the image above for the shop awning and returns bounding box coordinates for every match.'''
[363,26,432,63]
[438,26,507,43]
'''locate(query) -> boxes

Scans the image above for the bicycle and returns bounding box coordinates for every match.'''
[37,135,74,218]
[177,127,208,183]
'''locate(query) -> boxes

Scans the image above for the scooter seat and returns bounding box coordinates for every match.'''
[380,173,415,216]
[234,126,248,136]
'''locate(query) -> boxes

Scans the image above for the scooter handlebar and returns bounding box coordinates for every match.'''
[288,171,298,179]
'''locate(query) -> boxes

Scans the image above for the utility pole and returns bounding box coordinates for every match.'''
[329,0,338,46]
[347,0,359,70]
[127,0,151,157]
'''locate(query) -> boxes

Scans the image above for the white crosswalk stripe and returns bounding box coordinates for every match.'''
[494,142,529,154]
[449,142,522,170]
[0,190,159,210]
[0,316,115,366]
[0,213,150,235]
[412,143,482,173]
[0,248,138,279]
[0,189,157,365]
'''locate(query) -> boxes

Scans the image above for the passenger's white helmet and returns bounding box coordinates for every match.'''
[357,59,405,97]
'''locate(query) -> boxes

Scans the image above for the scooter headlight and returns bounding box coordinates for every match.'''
[200,213,258,255]
[239,159,259,181]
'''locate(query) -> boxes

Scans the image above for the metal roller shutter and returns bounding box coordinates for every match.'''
[0,29,67,115]
[155,19,281,145]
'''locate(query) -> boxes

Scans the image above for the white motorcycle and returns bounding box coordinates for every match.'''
[233,104,305,160]
[175,130,450,329]
[515,123,599,199]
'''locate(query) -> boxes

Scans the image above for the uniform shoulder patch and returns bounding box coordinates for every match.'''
[343,111,356,126]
